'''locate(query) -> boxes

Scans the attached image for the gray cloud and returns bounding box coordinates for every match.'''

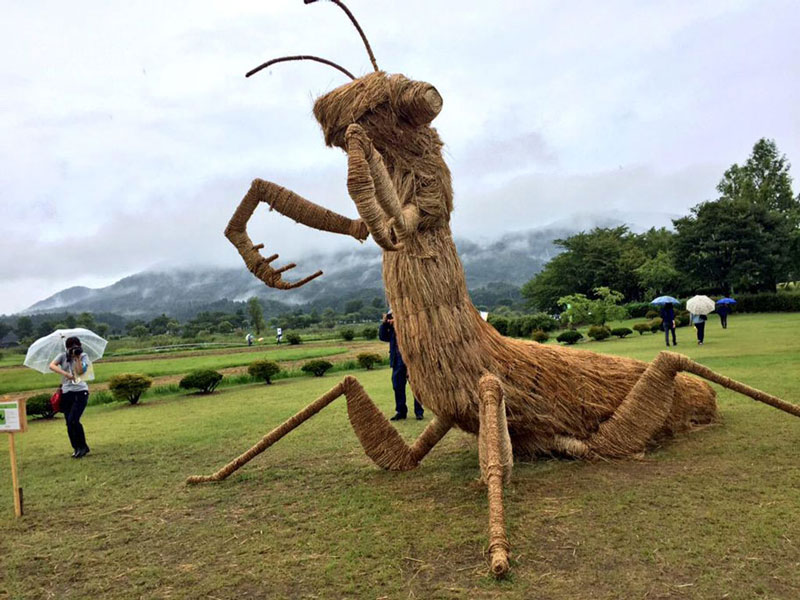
[2,0,799,314]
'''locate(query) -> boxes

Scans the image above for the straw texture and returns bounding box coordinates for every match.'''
[215,62,800,578]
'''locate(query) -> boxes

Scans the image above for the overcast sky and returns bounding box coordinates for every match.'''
[2,0,799,315]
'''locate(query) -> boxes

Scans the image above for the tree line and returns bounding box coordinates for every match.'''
[522,139,800,312]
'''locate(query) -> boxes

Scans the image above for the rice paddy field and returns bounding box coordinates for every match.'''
[1,312,799,599]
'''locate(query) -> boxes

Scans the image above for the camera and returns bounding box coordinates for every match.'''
[68,345,83,359]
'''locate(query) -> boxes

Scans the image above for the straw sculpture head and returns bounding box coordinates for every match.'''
[191,0,800,579]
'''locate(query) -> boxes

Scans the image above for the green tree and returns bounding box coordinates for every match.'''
[557,293,594,327]
[634,251,682,296]
[717,138,796,213]
[247,297,266,334]
[76,312,97,330]
[36,320,55,337]
[522,226,647,311]
[15,316,34,338]
[131,325,149,339]
[148,314,171,335]
[674,141,799,294]
[64,314,77,328]
[0,322,10,340]
[96,323,111,338]
[344,299,364,314]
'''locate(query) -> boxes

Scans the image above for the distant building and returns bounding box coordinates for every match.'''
[0,332,20,348]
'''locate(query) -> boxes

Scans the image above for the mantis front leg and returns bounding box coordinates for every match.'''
[225,179,369,289]
[187,375,452,483]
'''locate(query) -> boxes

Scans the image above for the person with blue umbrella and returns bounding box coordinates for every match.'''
[716,298,736,329]
[651,296,680,347]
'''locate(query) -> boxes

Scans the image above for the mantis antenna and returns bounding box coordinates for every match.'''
[246,55,355,79]
[304,0,379,72]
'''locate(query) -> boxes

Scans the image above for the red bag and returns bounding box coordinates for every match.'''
[50,387,62,413]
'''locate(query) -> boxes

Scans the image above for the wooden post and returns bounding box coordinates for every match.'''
[2,396,26,517]
[9,433,22,517]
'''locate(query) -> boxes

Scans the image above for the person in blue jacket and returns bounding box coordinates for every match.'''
[660,302,677,347]
[379,310,424,421]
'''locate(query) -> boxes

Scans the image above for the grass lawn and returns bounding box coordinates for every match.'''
[1,312,799,599]
[0,346,349,395]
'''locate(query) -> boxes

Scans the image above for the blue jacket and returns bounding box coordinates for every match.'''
[379,321,405,370]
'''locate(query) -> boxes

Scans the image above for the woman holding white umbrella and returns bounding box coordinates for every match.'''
[687,295,716,346]
[25,327,106,457]
[49,336,93,458]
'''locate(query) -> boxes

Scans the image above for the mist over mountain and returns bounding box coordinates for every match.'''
[23,220,635,319]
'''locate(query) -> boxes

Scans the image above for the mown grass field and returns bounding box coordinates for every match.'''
[1,312,799,599]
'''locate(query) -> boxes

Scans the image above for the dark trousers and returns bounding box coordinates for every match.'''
[695,321,705,343]
[391,363,423,418]
[720,314,728,328]
[61,390,89,451]
[664,323,676,346]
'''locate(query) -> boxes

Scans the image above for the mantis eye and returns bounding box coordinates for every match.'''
[394,82,443,127]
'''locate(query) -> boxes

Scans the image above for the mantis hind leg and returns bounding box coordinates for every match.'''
[587,351,712,459]
[186,375,451,484]
[585,350,800,459]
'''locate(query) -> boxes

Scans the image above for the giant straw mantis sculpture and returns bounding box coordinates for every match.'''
[188,0,800,577]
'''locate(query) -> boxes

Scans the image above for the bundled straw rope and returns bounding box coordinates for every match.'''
[210,44,800,579]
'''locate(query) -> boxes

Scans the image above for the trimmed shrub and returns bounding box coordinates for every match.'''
[248,360,281,384]
[648,318,663,333]
[286,332,302,345]
[340,328,355,341]
[676,310,690,327]
[301,360,333,377]
[645,309,659,319]
[587,325,611,341]
[361,327,378,340]
[556,330,583,345]
[108,373,153,405]
[610,327,633,338]
[179,369,223,394]
[26,393,55,419]
[356,353,383,370]
[633,323,651,335]
[487,315,509,336]
[531,330,549,343]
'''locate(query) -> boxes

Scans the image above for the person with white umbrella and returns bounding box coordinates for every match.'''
[686,295,716,346]
[48,335,94,458]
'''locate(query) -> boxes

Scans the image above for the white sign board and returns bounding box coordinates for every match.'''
[0,399,27,433]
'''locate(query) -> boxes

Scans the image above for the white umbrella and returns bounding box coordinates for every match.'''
[686,295,716,315]
[23,328,108,374]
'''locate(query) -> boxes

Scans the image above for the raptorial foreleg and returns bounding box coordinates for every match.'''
[478,374,513,578]
[225,178,368,289]
[186,376,451,484]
